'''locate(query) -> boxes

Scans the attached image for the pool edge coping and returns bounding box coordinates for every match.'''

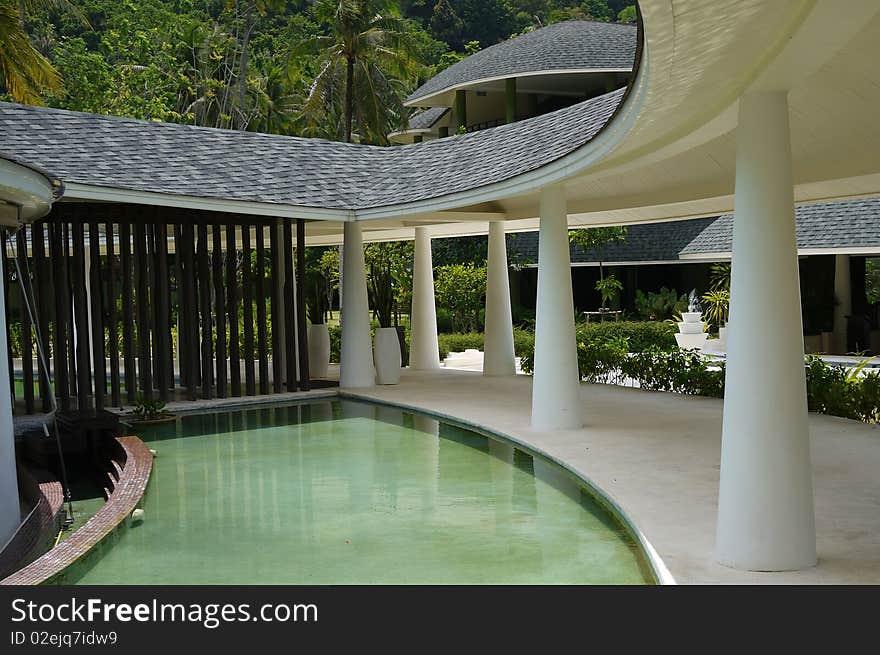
[1,437,153,586]
[339,389,676,586]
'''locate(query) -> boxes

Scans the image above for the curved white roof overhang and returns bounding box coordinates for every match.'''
[0,156,59,227]
[309,0,880,245]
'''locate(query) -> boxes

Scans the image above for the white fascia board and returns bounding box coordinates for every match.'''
[680,246,880,260]
[63,182,353,222]
[405,68,633,108]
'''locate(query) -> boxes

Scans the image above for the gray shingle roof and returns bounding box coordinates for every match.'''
[407,107,449,130]
[680,199,880,255]
[510,199,880,265]
[0,88,624,211]
[407,21,637,105]
[511,218,717,264]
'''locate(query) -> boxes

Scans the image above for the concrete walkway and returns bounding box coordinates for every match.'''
[345,369,880,584]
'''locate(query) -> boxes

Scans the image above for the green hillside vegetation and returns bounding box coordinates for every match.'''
[1,0,636,143]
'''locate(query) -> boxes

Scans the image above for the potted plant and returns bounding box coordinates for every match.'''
[366,242,411,385]
[595,274,623,313]
[129,394,176,425]
[305,248,338,378]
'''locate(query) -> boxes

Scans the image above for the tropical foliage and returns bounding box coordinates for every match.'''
[1,1,636,132]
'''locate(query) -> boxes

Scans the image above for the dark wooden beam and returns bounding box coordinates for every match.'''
[183,222,199,401]
[241,225,255,396]
[296,219,310,390]
[133,221,152,400]
[49,221,70,411]
[71,221,91,410]
[31,222,52,412]
[105,220,121,408]
[63,222,77,399]
[255,225,268,395]
[154,222,171,402]
[197,222,213,399]
[15,229,34,413]
[226,224,241,397]
[282,222,297,392]
[88,220,106,411]
[213,224,227,398]
[270,223,283,394]
[119,221,136,403]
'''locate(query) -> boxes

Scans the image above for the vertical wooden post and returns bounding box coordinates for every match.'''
[198,221,213,399]
[182,222,199,401]
[255,223,268,395]
[88,220,106,411]
[133,220,152,400]
[63,222,77,399]
[31,222,52,412]
[241,224,255,396]
[270,222,283,394]
[226,223,241,397]
[71,220,91,410]
[105,220,121,407]
[15,228,34,414]
[154,222,171,402]
[49,221,70,411]
[119,221,135,403]
[213,224,227,398]
[296,219,310,390]
[282,222,297,391]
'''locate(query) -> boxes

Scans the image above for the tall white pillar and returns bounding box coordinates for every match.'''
[409,227,440,370]
[531,186,581,431]
[716,91,816,571]
[484,221,515,376]
[0,254,21,545]
[833,254,851,354]
[339,222,374,388]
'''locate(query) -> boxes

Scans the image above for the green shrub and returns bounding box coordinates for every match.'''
[635,287,688,321]
[620,347,725,397]
[437,333,483,360]
[805,356,880,423]
[577,320,677,352]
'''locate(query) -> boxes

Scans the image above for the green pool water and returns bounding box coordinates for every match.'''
[60,400,651,584]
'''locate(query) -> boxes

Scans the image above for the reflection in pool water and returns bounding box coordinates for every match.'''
[59,400,651,584]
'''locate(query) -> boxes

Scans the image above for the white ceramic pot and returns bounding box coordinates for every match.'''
[681,312,702,323]
[308,324,331,378]
[678,321,705,335]
[373,327,402,385]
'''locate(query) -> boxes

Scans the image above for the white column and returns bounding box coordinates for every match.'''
[339,222,374,388]
[0,254,20,545]
[531,187,581,431]
[833,254,851,354]
[484,221,515,376]
[409,227,440,370]
[716,91,816,571]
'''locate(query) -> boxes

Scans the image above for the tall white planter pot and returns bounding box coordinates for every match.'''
[308,324,331,379]
[373,327,402,385]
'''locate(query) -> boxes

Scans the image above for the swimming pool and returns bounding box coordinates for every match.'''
[58,399,652,584]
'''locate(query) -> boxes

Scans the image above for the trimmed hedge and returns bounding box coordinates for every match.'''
[329,326,534,362]
[576,320,677,352]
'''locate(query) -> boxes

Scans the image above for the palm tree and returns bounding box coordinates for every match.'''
[293,0,420,144]
[0,0,60,104]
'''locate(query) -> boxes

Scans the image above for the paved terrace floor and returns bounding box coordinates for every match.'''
[345,368,880,584]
